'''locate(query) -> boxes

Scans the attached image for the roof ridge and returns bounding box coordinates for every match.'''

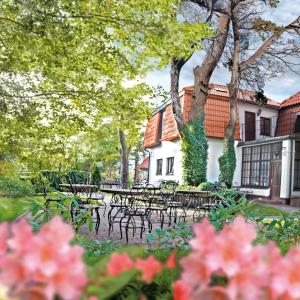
[281,91,300,107]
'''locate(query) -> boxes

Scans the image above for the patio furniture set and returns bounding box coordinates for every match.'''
[44,179,223,243]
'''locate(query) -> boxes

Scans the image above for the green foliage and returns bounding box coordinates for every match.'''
[0,0,211,176]
[29,193,96,233]
[218,136,236,187]
[254,89,268,106]
[0,175,34,197]
[86,246,186,300]
[208,189,286,231]
[90,162,101,185]
[256,212,300,254]
[146,222,193,249]
[0,196,42,222]
[79,237,117,260]
[176,184,201,191]
[198,181,215,191]
[182,115,208,186]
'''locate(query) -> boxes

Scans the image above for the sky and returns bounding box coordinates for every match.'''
[144,0,300,103]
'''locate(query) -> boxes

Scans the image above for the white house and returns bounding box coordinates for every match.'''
[143,84,300,206]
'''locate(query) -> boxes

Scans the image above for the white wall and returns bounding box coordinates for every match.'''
[281,139,292,199]
[238,102,278,141]
[148,140,183,184]
[207,138,224,183]
[148,138,233,184]
[290,140,300,198]
[233,142,242,187]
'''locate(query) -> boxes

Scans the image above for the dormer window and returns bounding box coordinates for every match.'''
[156,110,165,144]
[214,88,227,93]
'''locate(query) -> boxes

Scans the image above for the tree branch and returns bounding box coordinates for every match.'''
[240,16,300,70]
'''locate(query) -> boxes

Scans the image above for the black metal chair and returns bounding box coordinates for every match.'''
[158,181,183,225]
[108,193,129,236]
[119,187,152,243]
[192,192,222,221]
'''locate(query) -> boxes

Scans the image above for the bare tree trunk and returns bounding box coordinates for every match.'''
[118,129,130,188]
[191,13,230,121]
[133,151,139,184]
[226,11,240,139]
[170,55,193,136]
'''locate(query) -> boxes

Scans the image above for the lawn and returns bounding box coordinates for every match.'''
[249,203,289,216]
[0,195,45,222]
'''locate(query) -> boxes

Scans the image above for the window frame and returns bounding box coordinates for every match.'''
[241,143,282,188]
[260,117,271,136]
[166,157,174,175]
[294,141,300,190]
[156,159,163,175]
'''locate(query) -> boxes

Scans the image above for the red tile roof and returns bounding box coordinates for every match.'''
[143,113,161,148]
[276,92,300,136]
[161,104,179,141]
[280,92,300,108]
[143,84,280,148]
[138,157,149,170]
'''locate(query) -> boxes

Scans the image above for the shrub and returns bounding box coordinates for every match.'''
[0,175,35,197]
[218,136,236,187]
[3,215,300,299]
[90,162,102,185]
[182,115,208,186]
[198,181,215,191]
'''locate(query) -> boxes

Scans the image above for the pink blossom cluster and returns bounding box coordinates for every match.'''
[174,216,300,300]
[0,217,87,300]
[107,250,176,283]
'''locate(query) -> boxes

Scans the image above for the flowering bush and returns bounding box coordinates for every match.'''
[2,216,300,299]
[0,217,87,300]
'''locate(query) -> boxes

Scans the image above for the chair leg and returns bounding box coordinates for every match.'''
[140,217,145,239]
[119,216,126,240]
[125,218,131,243]
[95,208,100,234]
[102,202,107,216]
[160,211,164,229]
[108,207,113,235]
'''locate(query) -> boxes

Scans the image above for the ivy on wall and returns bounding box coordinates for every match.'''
[218,136,236,187]
[182,115,208,186]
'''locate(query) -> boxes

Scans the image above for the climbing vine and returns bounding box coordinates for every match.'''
[182,115,208,186]
[219,136,236,187]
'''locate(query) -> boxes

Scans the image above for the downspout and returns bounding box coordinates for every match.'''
[145,149,151,183]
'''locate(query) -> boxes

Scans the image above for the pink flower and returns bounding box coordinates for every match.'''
[173,280,192,300]
[7,219,34,254]
[190,218,216,253]
[0,222,9,256]
[194,287,229,300]
[0,217,87,300]
[107,253,134,276]
[165,251,176,269]
[180,252,211,287]
[271,247,300,299]
[135,255,162,283]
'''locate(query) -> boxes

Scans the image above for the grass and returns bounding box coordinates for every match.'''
[0,196,38,222]
[246,203,290,216]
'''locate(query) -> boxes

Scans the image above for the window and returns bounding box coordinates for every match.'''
[242,143,282,187]
[294,142,300,190]
[166,157,174,175]
[294,115,300,133]
[156,110,165,144]
[156,159,163,175]
[260,117,271,136]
